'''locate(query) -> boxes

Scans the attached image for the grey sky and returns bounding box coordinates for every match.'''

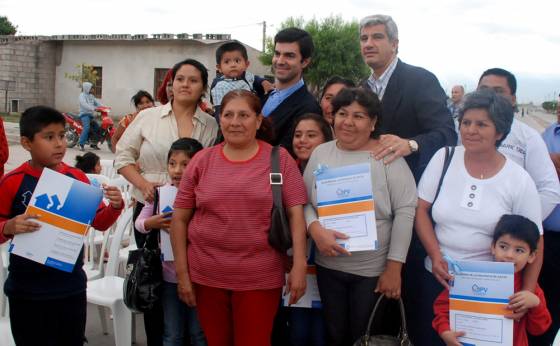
[3,0,559,102]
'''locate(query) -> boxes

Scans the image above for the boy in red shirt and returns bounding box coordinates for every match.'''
[0,106,123,345]
[433,214,552,346]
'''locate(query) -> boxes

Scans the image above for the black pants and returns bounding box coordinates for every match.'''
[271,304,292,346]
[316,265,381,346]
[529,231,560,345]
[133,201,164,346]
[9,292,86,346]
[403,256,445,346]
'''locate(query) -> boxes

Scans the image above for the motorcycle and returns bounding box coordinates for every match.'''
[63,106,115,150]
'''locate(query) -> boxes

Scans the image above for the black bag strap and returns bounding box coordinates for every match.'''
[363,295,409,340]
[145,187,160,250]
[270,146,284,210]
[433,146,455,205]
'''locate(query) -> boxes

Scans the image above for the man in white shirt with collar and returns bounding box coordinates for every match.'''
[477,67,560,219]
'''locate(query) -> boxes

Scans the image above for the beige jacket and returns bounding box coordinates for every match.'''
[114,102,218,202]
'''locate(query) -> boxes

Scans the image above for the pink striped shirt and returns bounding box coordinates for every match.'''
[174,141,307,290]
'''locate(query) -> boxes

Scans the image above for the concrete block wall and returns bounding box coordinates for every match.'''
[0,40,58,112]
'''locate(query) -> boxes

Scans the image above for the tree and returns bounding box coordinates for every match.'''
[64,63,100,88]
[542,101,558,113]
[0,16,17,35]
[259,16,370,94]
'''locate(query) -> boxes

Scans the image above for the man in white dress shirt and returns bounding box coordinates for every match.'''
[477,67,560,219]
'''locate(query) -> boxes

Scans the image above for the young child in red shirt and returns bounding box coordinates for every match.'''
[433,214,552,346]
[0,106,123,345]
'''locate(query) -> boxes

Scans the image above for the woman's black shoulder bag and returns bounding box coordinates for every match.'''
[268,146,293,253]
[123,188,163,313]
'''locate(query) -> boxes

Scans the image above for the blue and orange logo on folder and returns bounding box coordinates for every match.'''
[27,177,102,236]
[449,261,514,317]
[316,162,375,218]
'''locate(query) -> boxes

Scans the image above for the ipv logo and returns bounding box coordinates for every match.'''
[336,188,350,197]
[472,284,488,296]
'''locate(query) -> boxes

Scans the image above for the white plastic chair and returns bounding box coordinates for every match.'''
[0,243,9,317]
[100,159,118,179]
[0,317,15,346]
[0,244,14,346]
[110,175,133,207]
[118,233,137,271]
[84,226,111,281]
[87,207,133,346]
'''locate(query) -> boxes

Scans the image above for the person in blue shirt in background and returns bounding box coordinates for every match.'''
[532,94,560,345]
[78,81,102,151]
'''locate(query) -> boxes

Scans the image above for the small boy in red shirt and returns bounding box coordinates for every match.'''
[433,214,552,346]
[0,106,123,345]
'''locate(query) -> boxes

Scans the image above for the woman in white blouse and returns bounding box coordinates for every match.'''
[413,90,543,345]
[114,58,217,345]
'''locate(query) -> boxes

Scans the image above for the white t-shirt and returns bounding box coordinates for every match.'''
[498,119,560,218]
[418,146,543,270]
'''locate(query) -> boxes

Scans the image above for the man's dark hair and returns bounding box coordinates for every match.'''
[493,214,540,252]
[131,90,154,107]
[167,137,203,162]
[479,68,517,95]
[331,87,383,139]
[20,106,66,140]
[274,28,314,61]
[215,40,248,64]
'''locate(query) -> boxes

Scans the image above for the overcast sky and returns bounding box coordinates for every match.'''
[2,0,559,103]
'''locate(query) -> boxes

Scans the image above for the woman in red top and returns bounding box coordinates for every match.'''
[170,90,308,346]
[0,117,8,177]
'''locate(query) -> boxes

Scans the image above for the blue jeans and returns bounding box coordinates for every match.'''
[161,281,207,346]
[78,113,99,146]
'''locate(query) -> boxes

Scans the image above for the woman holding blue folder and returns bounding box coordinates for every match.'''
[303,88,417,345]
[414,90,543,345]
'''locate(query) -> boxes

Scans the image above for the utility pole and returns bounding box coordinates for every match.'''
[262,21,266,52]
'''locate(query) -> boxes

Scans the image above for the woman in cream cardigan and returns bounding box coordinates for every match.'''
[114,58,217,346]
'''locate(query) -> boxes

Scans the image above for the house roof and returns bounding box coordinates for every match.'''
[0,33,232,44]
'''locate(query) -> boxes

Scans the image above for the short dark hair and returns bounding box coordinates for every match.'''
[20,106,66,140]
[274,28,314,61]
[215,40,248,64]
[458,89,513,147]
[75,152,100,174]
[131,90,155,107]
[320,76,356,99]
[331,87,383,139]
[479,68,517,95]
[167,138,204,162]
[493,214,540,252]
[291,113,334,144]
[171,59,209,90]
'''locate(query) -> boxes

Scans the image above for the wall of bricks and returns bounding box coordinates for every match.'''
[0,40,58,112]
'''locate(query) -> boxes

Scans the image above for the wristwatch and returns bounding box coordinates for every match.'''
[408,140,419,153]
